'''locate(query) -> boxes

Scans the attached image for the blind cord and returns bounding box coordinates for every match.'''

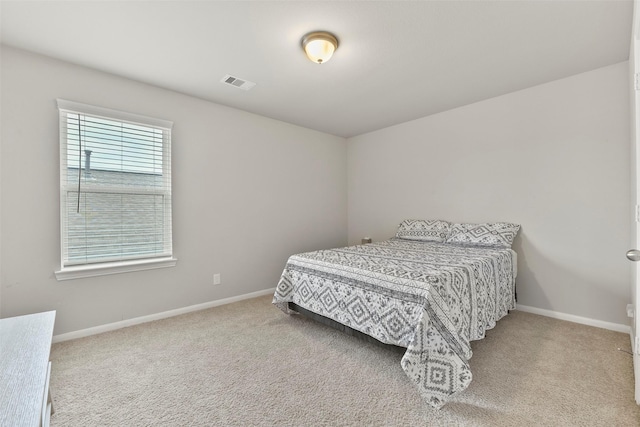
[77,113,82,213]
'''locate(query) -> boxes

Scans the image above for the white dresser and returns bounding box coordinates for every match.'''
[0,311,56,427]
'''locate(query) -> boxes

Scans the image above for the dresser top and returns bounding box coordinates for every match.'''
[0,311,56,427]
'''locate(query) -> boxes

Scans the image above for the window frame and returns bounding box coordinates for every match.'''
[55,99,177,281]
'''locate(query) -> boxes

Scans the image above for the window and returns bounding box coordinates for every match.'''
[55,99,176,280]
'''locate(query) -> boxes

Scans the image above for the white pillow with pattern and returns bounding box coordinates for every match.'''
[395,219,451,242]
[445,222,520,248]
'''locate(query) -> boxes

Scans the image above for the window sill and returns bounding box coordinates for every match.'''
[55,257,178,281]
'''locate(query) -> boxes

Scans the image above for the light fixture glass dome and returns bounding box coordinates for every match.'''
[302,31,339,64]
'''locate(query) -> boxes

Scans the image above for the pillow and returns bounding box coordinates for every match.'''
[395,219,450,242]
[445,222,520,248]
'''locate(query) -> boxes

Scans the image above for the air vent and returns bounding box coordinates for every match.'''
[220,74,256,91]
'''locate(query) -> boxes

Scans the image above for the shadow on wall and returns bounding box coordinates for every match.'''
[513,231,573,315]
[510,233,551,310]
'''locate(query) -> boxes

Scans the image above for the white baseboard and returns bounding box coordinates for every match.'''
[52,288,276,343]
[516,304,631,334]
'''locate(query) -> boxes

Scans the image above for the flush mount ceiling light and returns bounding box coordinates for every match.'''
[301,31,339,64]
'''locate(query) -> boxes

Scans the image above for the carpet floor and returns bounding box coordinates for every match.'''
[49,295,640,426]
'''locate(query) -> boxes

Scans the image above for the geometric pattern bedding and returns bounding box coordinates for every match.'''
[273,239,517,408]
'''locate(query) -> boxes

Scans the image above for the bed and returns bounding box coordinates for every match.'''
[272,220,520,408]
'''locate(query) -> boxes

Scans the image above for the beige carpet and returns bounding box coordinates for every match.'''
[50,295,640,426]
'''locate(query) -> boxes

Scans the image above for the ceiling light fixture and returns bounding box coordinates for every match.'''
[301,31,339,64]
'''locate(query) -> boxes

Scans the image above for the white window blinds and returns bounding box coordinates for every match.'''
[57,99,173,269]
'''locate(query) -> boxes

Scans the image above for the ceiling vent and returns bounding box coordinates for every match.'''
[221,74,256,91]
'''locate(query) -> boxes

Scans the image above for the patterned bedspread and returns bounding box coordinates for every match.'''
[272,238,517,408]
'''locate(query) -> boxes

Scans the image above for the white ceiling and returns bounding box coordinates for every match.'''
[0,0,634,138]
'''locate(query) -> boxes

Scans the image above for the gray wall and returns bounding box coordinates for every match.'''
[347,62,631,326]
[0,46,348,335]
[1,45,633,333]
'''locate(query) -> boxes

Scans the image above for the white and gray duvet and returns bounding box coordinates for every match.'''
[273,238,517,408]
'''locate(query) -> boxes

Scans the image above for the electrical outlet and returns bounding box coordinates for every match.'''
[213,273,221,285]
